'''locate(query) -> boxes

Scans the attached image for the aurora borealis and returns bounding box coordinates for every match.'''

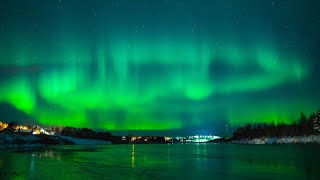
[0,0,320,135]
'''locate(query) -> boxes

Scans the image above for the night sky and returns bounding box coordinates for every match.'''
[0,0,320,136]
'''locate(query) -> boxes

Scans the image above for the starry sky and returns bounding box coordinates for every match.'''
[0,0,320,136]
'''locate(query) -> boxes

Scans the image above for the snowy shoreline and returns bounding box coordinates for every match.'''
[3,133,320,149]
[0,133,112,150]
[231,135,320,144]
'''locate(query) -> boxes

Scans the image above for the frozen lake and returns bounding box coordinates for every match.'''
[1,143,320,179]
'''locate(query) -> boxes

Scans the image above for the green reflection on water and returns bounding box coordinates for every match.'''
[0,144,320,180]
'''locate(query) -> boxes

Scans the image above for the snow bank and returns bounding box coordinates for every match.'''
[0,133,44,149]
[59,136,112,145]
[232,135,320,144]
[0,133,112,150]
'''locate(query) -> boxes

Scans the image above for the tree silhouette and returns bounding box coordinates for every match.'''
[232,110,320,140]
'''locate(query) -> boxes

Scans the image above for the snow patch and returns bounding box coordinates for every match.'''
[232,135,320,144]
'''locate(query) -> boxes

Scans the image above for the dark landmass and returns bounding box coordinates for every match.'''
[61,127,167,144]
[61,126,124,144]
[0,133,75,149]
[2,110,320,147]
[233,111,320,140]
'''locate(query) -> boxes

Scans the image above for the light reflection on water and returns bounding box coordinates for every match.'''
[0,144,320,179]
[132,144,135,168]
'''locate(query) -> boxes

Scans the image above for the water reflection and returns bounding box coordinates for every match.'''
[132,144,135,168]
[31,149,61,160]
[0,144,319,179]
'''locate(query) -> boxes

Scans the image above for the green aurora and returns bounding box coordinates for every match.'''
[0,0,320,135]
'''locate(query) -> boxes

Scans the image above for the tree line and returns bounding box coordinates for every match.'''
[233,111,320,140]
[60,126,124,143]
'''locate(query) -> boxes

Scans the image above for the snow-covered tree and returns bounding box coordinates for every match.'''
[313,111,320,133]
